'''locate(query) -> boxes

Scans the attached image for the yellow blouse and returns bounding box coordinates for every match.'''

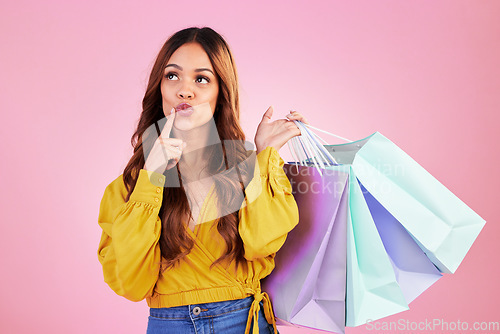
[97,146,299,334]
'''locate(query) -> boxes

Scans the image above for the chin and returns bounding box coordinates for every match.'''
[173,123,196,132]
[173,120,205,132]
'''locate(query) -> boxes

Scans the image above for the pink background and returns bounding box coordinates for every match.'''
[1,1,498,333]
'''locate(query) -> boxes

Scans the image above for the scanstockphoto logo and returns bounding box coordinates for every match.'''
[365,318,500,332]
[141,115,262,222]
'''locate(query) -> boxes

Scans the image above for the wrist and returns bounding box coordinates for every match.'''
[256,145,277,156]
[256,145,266,155]
[255,140,270,154]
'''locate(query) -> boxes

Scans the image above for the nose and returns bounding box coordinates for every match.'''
[177,82,194,99]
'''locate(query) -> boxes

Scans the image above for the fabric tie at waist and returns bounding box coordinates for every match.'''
[244,287,278,334]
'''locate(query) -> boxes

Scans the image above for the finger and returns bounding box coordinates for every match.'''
[281,125,302,142]
[284,120,302,134]
[166,157,180,170]
[161,108,176,138]
[266,118,290,127]
[166,146,183,156]
[286,114,307,122]
[271,127,302,152]
[161,147,181,163]
[159,137,184,146]
[261,105,274,122]
[286,111,302,118]
[286,113,308,124]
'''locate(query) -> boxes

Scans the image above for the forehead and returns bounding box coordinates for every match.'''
[167,42,214,70]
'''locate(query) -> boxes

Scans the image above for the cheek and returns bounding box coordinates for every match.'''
[210,86,219,105]
[160,86,168,100]
[160,82,172,99]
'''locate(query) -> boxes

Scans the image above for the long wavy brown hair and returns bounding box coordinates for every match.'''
[122,27,251,273]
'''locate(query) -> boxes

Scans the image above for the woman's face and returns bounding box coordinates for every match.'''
[161,42,219,132]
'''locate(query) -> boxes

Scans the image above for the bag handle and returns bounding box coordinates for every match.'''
[302,123,353,143]
[287,121,352,175]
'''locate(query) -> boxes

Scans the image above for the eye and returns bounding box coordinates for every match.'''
[196,76,210,84]
[165,72,179,80]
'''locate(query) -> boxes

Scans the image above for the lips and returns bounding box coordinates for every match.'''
[175,103,194,117]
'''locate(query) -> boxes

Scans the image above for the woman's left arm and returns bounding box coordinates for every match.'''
[238,146,299,260]
[238,107,307,260]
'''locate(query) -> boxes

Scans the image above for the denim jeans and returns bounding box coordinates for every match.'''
[146,296,277,334]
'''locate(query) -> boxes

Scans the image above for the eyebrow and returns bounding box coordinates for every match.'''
[165,63,215,76]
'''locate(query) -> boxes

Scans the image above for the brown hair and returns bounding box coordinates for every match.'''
[122,27,250,272]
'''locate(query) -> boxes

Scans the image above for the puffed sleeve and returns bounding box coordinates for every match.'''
[238,146,299,261]
[97,169,166,302]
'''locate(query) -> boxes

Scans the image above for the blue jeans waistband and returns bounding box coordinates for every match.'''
[149,296,255,320]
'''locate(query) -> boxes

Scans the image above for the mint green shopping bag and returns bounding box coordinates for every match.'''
[343,165,409,326]
[326,132,485,275]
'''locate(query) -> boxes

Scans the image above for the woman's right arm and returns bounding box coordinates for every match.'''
[97,169,165,302]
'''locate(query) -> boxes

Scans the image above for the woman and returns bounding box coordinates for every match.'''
[97,27,307,334]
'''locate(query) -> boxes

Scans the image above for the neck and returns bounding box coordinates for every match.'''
[174,119,221,181]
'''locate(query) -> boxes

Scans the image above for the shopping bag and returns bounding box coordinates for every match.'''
[263,166,348,334]
[324,132,485,274]
[343,164,409,326]
[359,181,443,305]
[263,122,485,331]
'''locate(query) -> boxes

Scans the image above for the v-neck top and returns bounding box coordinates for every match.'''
[97,146,299,334]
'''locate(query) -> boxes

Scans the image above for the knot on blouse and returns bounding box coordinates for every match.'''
[243,286,278,334]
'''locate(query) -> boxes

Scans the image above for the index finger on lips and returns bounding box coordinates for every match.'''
[161,108,176,138]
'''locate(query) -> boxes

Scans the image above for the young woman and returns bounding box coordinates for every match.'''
[97,27,307,334]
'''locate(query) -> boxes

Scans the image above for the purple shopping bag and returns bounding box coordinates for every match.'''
[262,165,348,334]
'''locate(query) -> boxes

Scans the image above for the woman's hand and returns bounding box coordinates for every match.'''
[254,106,308,154]
[144,110,186,173]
